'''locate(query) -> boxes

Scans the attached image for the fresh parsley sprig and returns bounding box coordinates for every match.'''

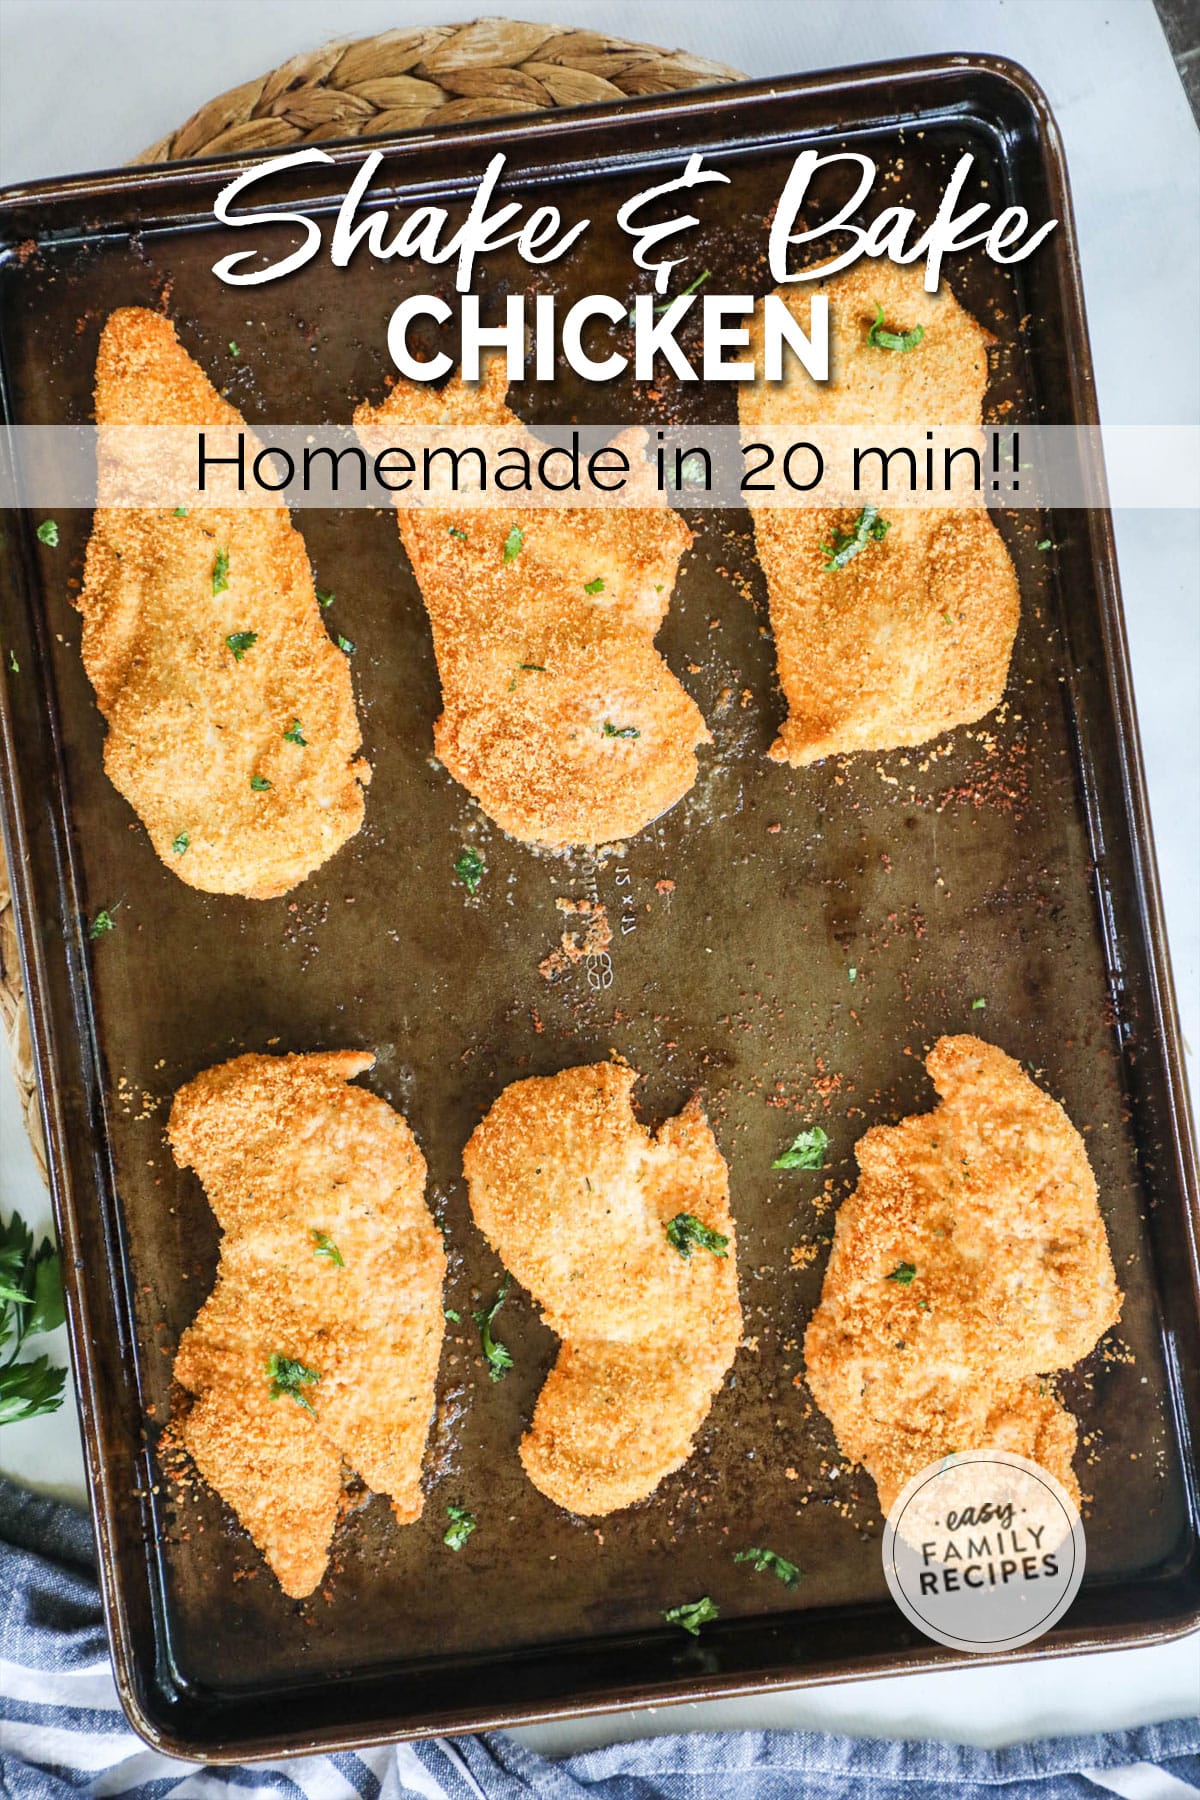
[473,1275,514,1382]
[266,1351,321,1414]
[772,1126,828,1171]
[443,1504,476,1550]
[0,1212,67,1425]
[665,1213,728,1260]
[455,846,484,895]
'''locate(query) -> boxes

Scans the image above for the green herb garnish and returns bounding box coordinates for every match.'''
[665,1213,729,1260]
[283,719,306,745]
[455,846,484,895]
[502,525,524,564]
[229,341,240,357]
[1037,538,1052,550]
[0,1211,67,1425]
[335,634,355,655]
[772,1126,828,1171]
[444,1307,462,1323]
[583,578,605,595]
[519,662,546,672]
[735,1546,802,1588]
[886,1262,918,1286]
[971,997,987,1010]
[317,589,334,607]
[225,630,257,661]
[212,548,230,595]
[88,908,116,939]
[36,520,58,547]
[443,1504,477,1550]
[8,650,18,673]
[822,506,889,572]
[866,303,924,353]
[250,773,272,791]
[448,527,468,541]
[653,268,711,314]
[602,722,640,739]
[173,507,188,519]
[663,1596,718,1636]
[266,1351,321,1415]
[311,1230,344,1267]
[473,1275,513,1382]
[171,832,190,855]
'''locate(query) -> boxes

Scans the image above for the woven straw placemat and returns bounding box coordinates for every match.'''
[0,18,744,1182]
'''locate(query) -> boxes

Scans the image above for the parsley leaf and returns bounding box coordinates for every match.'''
[665,1213,729,1259]
[283,719,306,745]
[448,527,468,541]
[0,1212,67,1425]
[663,1596,718,1636]
[212,548,230,595]
[455,846,484,895]
[444,1307,462,1324]
[250,773,272,791]
[335,634,355,655]
[311,1230,344,1267]
[171,832,190,855]
[1037,538,1052,551]
[602,722,640,739]
[225,630,257,661]
[735,1546,802,1588]
[583,578,605,595]
[266,1351,321,1414]
[866,302,924,352]
[443,1504,476,1550]
[317,589,335,607]
[822,506,889,572]
[886,1261,918,1285]
[173,507,188,519]
[772,1126,828,1171]
[502,524,524,564]
[473,1275,514,1382]
[88,908,116,939]
[7,650,17,673]
[36,520,58,547]
[229,341,240,357]
[971,997,987,1010]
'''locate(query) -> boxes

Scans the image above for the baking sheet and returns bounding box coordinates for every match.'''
[0,56,1196,1758]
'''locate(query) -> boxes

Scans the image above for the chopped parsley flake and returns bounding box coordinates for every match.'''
[171,832,190,855]
[311,1230,344,1267]
[583,577,605,595]
[250,774,272,791]
[502,524,524,564]
[473,1274,513,1382]
[971,997,987,1010]
[173,507,188,519]
[772,1125,828,1171]
[229,340,240,357]
[443,1504,476,1550]
[1037,538,1052,550]
[519,662,546,672]
[8,650,18,673]
[448,527,468,541]
[225,630,257,661]
[88,908,116,939]
[283,719,306,745]
[212,548,230,595]
[444,1307,462,1324]
[866,303,924,352]
[36,520,58,546]
[886,1261,918,1286]
[822,506,889,572]
[665,1213,729,1259]
[848,966,857,982]
[454,846,484,894]
[735,1546,802,1588]
[663,1596,718,1636]
[266,1351,321,1414]
[335,634,355,655]
[602,722,640,739]
[317,589,334,607]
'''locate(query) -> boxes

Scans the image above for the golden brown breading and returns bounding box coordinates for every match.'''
[463,1061,741,1514]
[354,364,708,847]
[79,309,369,898]
[804,1036,1122,1513]
[170,1051,445,1597]
[739,263,1019,765]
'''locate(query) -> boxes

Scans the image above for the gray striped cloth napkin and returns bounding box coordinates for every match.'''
[2,1478,1198,1799]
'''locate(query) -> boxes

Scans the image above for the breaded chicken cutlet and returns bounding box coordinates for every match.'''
[170,1052,445,1598]
[804,1036,1121,1513]
[739,263,1020,765]
[463,1062,742,1514]
[354,363,708,847]
[79,309,369,898]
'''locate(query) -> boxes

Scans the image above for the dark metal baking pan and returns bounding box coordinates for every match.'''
[0,53,1196,1761]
